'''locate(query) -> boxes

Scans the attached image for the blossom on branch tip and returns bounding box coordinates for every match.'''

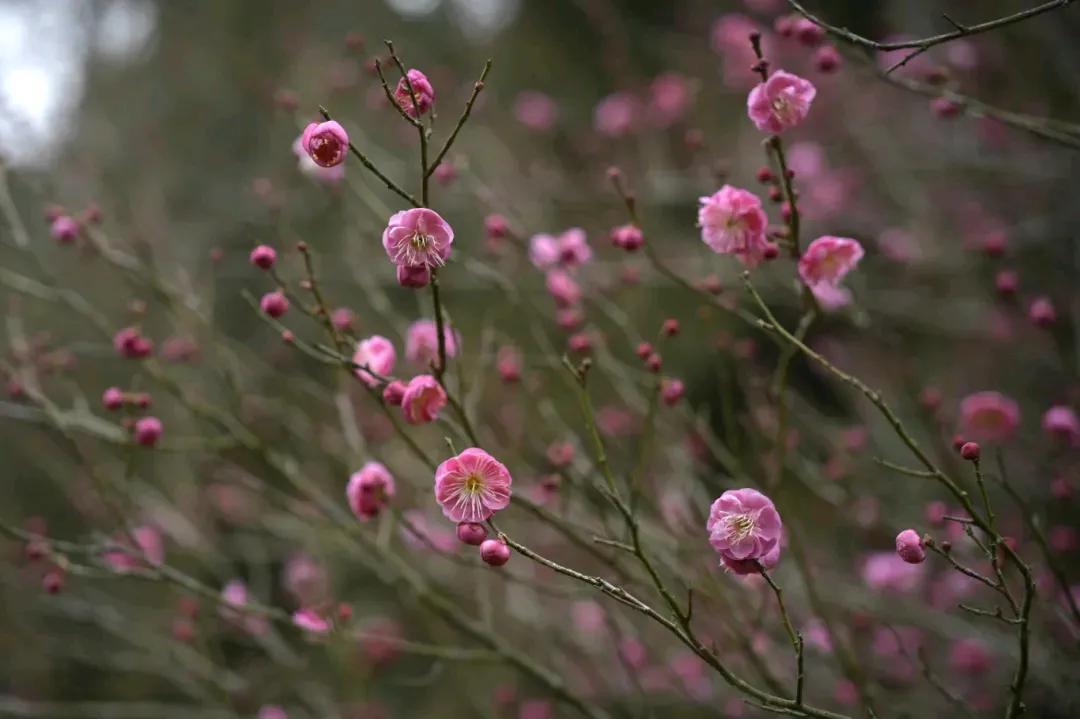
[747,70,816,134]
[133,416,163,447]
[301,120,349,168]
[895,529,925,564]
[347,462,396,521]
[352,335,396,388]
[697,185,770,268]
[798,236,864,288]
[434,447,512,523]
[707,488,783,574]
[293,608,330,635]
[382,208,454,269]
[260,291,289,318]
[50,215,79,244]
[401,374,447,424]
[1042,406,1080,445]
[394,69,435,118]
[529,228,592,270]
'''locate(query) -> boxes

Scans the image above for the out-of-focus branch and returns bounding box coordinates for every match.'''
[788,0,1076,73]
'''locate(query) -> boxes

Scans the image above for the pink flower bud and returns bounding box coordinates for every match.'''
[134,416,163,447]
[396,263,432,289]
[794,18,825,45]
[1028,296,1056,327]
[433,161,457,186]
[645,353,662,373]
[610,224,644,251]
[42,569,64,594]
[960,441,981,461]
[661,318,679,337]
[635,342,654,359]
[457,522,488,546]
[480,538,510,566]
[895,529,925,564]
[331,307,355,331]
[814,45,842,73]
[113,327,153,359]
[661,378,685,406]
[382,380,406,406]
[260,291,289,318]
[249,245,277,269]
[484,214,509,239]
[50,215,79,244]
[930,96,963,119]
[995,270,1018,296]
[102,387,125,410]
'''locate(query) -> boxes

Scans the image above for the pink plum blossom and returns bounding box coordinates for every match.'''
[405,319,458,366]
[1042,405,1080,445]
[959,391,1020,443]
[594,92,640,137]
[393,69,435,117]
[697,185,771,267]
[401,374,447,424]
[300,120,349,168]
[528,228,592,270]
[545,270,581,308]
[352,335,396,388]
[347,462,396,520]
[861,552,923,593]
[382,208,454,269]
[293,608,331,635]
[103,525,164,572]
[895,529,925,564]
[514,91,558,131]
[292,134,344,183]
[434,447,513,523]
[798,236,865,289]
[747,70,817,134]
[707,488,783,573]
[648,73,695,127]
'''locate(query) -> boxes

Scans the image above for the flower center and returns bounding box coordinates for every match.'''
[464,473,483,494]
[310,136,341,166]
[411,232,432,250]
[726,513,755,540]
[771,95,796,123]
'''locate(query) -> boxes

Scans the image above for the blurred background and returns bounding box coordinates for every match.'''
[1,0,1079,717]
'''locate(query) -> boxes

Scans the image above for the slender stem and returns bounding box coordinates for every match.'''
[426,59,493,179]
[787,0,1075,55]
[759,567,805,705]
[318,106,420,207]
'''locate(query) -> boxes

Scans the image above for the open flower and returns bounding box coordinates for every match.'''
[352,335,396,388]
[394,69,435,117]
[405,319,458,366]
[382,208,454,269]
[347,462,396,520]
[401,374,447,424]
[707,488,782,574]
[747,70,817,134]
[300,120,349,167]
[434,448,513,523]
[959,391,1020,442]
[698,186,771,267]
[293,608,331,635]
[529,228,592,270]
[798,236,864,288]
